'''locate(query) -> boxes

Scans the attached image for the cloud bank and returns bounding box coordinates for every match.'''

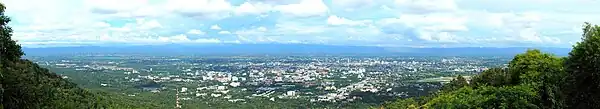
[3,0,600,47]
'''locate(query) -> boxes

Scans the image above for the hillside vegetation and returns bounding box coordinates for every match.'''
[0,3,169,108]
[380,22,600,109]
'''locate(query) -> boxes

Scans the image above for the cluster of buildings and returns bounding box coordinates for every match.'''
[32,55,509,104]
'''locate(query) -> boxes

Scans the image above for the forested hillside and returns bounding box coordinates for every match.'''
[0,3,106,109]
[380,22,600,109]
[0,3,165,109]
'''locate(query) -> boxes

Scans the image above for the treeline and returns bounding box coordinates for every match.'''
[380,23,600,109]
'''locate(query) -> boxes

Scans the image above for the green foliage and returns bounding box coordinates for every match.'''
[424,85,539,109]
[387,48,567,109]
[2,60,107,108]
[507,49,566,108]
[385,98,418,109]
[0,3,21,108]
[471,68,510,87]
[564,22,600,108]
[0,3,23,64]
[508,49,564,85]
[440,75,468,92]
[0,63,3,106]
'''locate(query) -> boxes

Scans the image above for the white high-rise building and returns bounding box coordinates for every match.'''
[231,76,239,81]
[181,87,188,93]
[230,82,241,87]
[286,91,296,96]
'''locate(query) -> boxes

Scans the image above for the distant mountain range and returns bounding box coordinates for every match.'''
[22,44,572,56]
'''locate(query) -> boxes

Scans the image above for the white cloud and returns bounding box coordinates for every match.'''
[542,36,561,44]
[275,21,327,34]
[18,32,222,46]
[155,34,221,43]
[103,18,162,31]
[234,2,273,15]
[517,28,542,42]
[193,38,222,43]
[430,32,458,43]
[275,0,328,17]
[210,25,222,30]
[234,23,331,43]
[93,22,111,28]
[187,29,206,35]
[332,0,375,11]
[137,19,162,30]
[166,0,233,19]
[500,12,541,29]
[160,34,191,42]
[109,26,132,32]
[235,27,268,36]
[327,15,370,26]
[376,13,468,43]
[128,6,163,17]
[224,40,242,44]
[394,0,458,13]
[253,0,300,5]
[5,0,598,47]
[218,31,232,34]
[85,0,149,14]
[421,24,468,32]
[399,14,466,29]
[476,12,561,44]
[257,27,268,31]
[256,36,276,42]
[84,0,166,18]
[380,13,468,32]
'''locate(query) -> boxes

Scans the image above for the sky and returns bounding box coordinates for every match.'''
[2,0,600,48]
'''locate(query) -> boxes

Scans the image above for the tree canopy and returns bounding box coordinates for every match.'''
[470,68,509,87]
[383,23,600,108]
[564,22,600,108]
[439,75,468,92]
[0,3,23,65]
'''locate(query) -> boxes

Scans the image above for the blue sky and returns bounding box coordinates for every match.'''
[2,0,600,48]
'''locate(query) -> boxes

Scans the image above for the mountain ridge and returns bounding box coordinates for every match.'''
[22,44,571,56]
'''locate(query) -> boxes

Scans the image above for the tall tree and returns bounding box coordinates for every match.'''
[0,3,23,106]
[508,49,565,108]
[470,68,510,87]
[508,49,562,85]
[440,75,468,92]
[0,3,23,65]
[564,22,600,108]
